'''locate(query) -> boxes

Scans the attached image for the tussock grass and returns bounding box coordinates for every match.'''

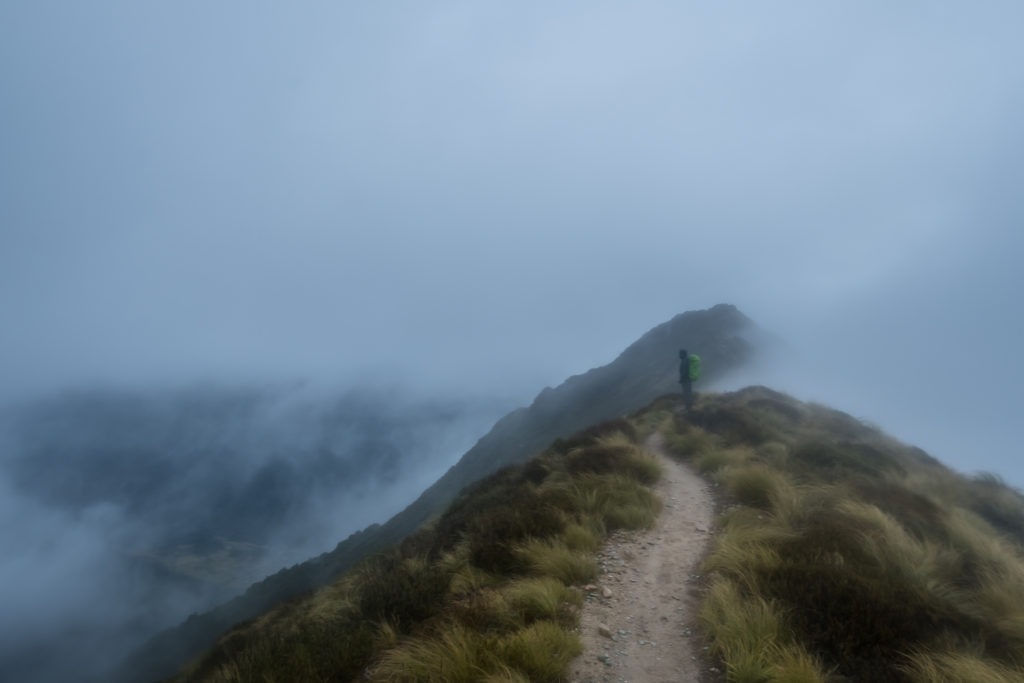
[516,538,598,585]
[770,645,828,683]
[696,446,753,475]
[171,420,659,683]
[756,440,789,467]
[448,562,500,596]
[564,432,663,484]
[702,509,789,590]
[501,577,580,624]
[638,410,677,441]
[701,578,794,682]
[561,521,602,552]
[719,463,788,510]
[447,588,519,634]
[556,473,662,531]
[357,554,450,629]
[499,620,582,683]
[901,650,1024,683]
[443,543,502,596]
[369,623,491,683]
[684,388,1024,682]
[665,424,715,459]
[964,473,1024,544]
[481,667,532,683]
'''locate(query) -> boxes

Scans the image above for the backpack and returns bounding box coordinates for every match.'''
[688,354,702,382]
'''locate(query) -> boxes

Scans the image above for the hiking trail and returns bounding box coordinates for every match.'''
[568,431,718,683]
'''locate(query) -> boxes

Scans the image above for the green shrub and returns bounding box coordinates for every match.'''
[467,497,566,574]
[357,555,449,631]
[431,471,514,547]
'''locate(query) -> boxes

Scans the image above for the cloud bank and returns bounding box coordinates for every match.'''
[0,13,1022,679]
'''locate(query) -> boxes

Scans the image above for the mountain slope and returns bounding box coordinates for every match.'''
[669,388,1024,682]
[114,303,757,682]
[161,387,1024,683]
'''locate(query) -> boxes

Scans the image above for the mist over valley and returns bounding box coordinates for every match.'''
[0,382,511,683]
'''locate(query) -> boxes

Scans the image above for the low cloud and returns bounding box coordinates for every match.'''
[0,382,509,682]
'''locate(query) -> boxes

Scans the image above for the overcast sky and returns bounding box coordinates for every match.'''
[2,3,1022,482]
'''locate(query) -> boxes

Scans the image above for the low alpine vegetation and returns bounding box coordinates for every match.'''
[167,385,1024,683]
[170,418,661,682]
[660,387,1024,683]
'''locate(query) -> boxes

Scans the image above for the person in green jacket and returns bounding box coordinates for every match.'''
[679,349,701,410]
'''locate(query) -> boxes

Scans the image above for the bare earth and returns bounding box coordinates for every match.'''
[568,432,717,683]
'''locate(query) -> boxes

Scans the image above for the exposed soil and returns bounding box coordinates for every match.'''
[568,431,721,683]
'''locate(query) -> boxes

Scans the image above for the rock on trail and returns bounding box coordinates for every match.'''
[569,432,717,683]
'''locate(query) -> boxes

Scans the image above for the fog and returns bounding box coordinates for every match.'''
[2,2,1023,680]
[0,383,510,681]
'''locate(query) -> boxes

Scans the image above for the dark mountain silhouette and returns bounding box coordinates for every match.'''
[113,303,758,682]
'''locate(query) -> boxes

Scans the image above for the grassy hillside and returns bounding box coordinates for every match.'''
[661,387,1024,682]
[118,303,755,682]
[169,419,661,682]
[166,387,1024,682]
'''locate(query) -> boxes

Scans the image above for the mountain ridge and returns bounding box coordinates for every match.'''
[113,303,758,682]
[157,386,1024,682]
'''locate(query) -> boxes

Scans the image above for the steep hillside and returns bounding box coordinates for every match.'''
[114,303,757,682]
[669,388,1024,682]
[159,388,1024,683]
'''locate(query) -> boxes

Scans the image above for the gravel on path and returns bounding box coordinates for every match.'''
[568,431,721,683]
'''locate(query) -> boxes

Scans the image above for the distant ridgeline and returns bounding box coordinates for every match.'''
[113,303,757,682]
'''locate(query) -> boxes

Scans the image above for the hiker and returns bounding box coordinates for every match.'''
[679,349,701,410]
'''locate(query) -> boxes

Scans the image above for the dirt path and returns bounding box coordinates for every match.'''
[568,432,717,683]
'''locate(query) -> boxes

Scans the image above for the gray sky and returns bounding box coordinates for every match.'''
[2,3,1023,482]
